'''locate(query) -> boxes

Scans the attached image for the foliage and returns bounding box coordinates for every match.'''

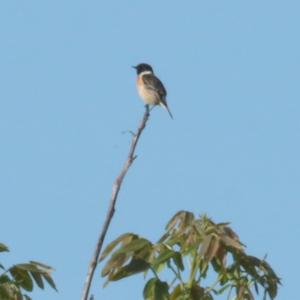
[100,211,280,300]
[0,242,57,300]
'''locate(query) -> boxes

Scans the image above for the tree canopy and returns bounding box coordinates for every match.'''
[100,211,280,300]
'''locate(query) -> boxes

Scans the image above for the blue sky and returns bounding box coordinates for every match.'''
[0,0,299,299]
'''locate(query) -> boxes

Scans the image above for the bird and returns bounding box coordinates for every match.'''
[133,63,173,119]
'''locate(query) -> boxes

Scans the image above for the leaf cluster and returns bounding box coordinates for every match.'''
[100,211,280,300]
[0,243,56,300]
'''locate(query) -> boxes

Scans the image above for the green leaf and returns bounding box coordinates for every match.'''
[254,281,259,294]
[152,249,174,268]
[101,238,152,279]
[42,272,57,291]
[190,283,205,299]
[11,262,56,292]
[26,261,57,291]
[109,258,149,281]
[143,278,169,300]
[30,271,44,289]
[99,233,137,262]
[206,237,220,261]
[165,211,184,231]
[0,243,9,253]
[14,263,40,273]
[172,252,184,271]
[199,258,209,278]
[199,236,212,258]
[154,280,169,300]
[166,211,194,232]
[221,235,243,251]
[9,266,33,292]
[143,278,156,299]
[29,261,54,272]
[170,284,183,300]
[101,253,128,277]
[0,274,10,284]
[0,283,14,299]
[114,238,152,256]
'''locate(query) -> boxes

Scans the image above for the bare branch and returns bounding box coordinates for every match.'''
[81,105,150,300]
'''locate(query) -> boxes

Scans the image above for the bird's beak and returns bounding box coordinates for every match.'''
[132,66,137,69]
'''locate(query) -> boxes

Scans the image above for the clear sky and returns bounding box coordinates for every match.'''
[0,1,299,299]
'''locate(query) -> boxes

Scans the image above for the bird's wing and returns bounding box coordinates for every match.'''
[142,74,167,99]
[142,74,173,119]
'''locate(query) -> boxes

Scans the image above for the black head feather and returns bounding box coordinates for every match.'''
[132,63,154,75]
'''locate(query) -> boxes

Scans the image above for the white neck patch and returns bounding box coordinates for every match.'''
[139,70,153,76]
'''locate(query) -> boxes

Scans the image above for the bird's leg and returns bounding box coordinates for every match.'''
[144,104,150,114]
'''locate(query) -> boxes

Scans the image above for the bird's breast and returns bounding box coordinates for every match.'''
[136,76,159,105]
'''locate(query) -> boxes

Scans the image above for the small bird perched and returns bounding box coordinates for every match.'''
[133,63,173,119]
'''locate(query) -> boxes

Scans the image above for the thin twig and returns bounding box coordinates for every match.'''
[81,105,150,300]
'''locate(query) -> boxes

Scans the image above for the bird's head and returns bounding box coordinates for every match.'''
[132,63,154,75]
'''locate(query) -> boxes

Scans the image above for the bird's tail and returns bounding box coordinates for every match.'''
[160,102,174,119]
